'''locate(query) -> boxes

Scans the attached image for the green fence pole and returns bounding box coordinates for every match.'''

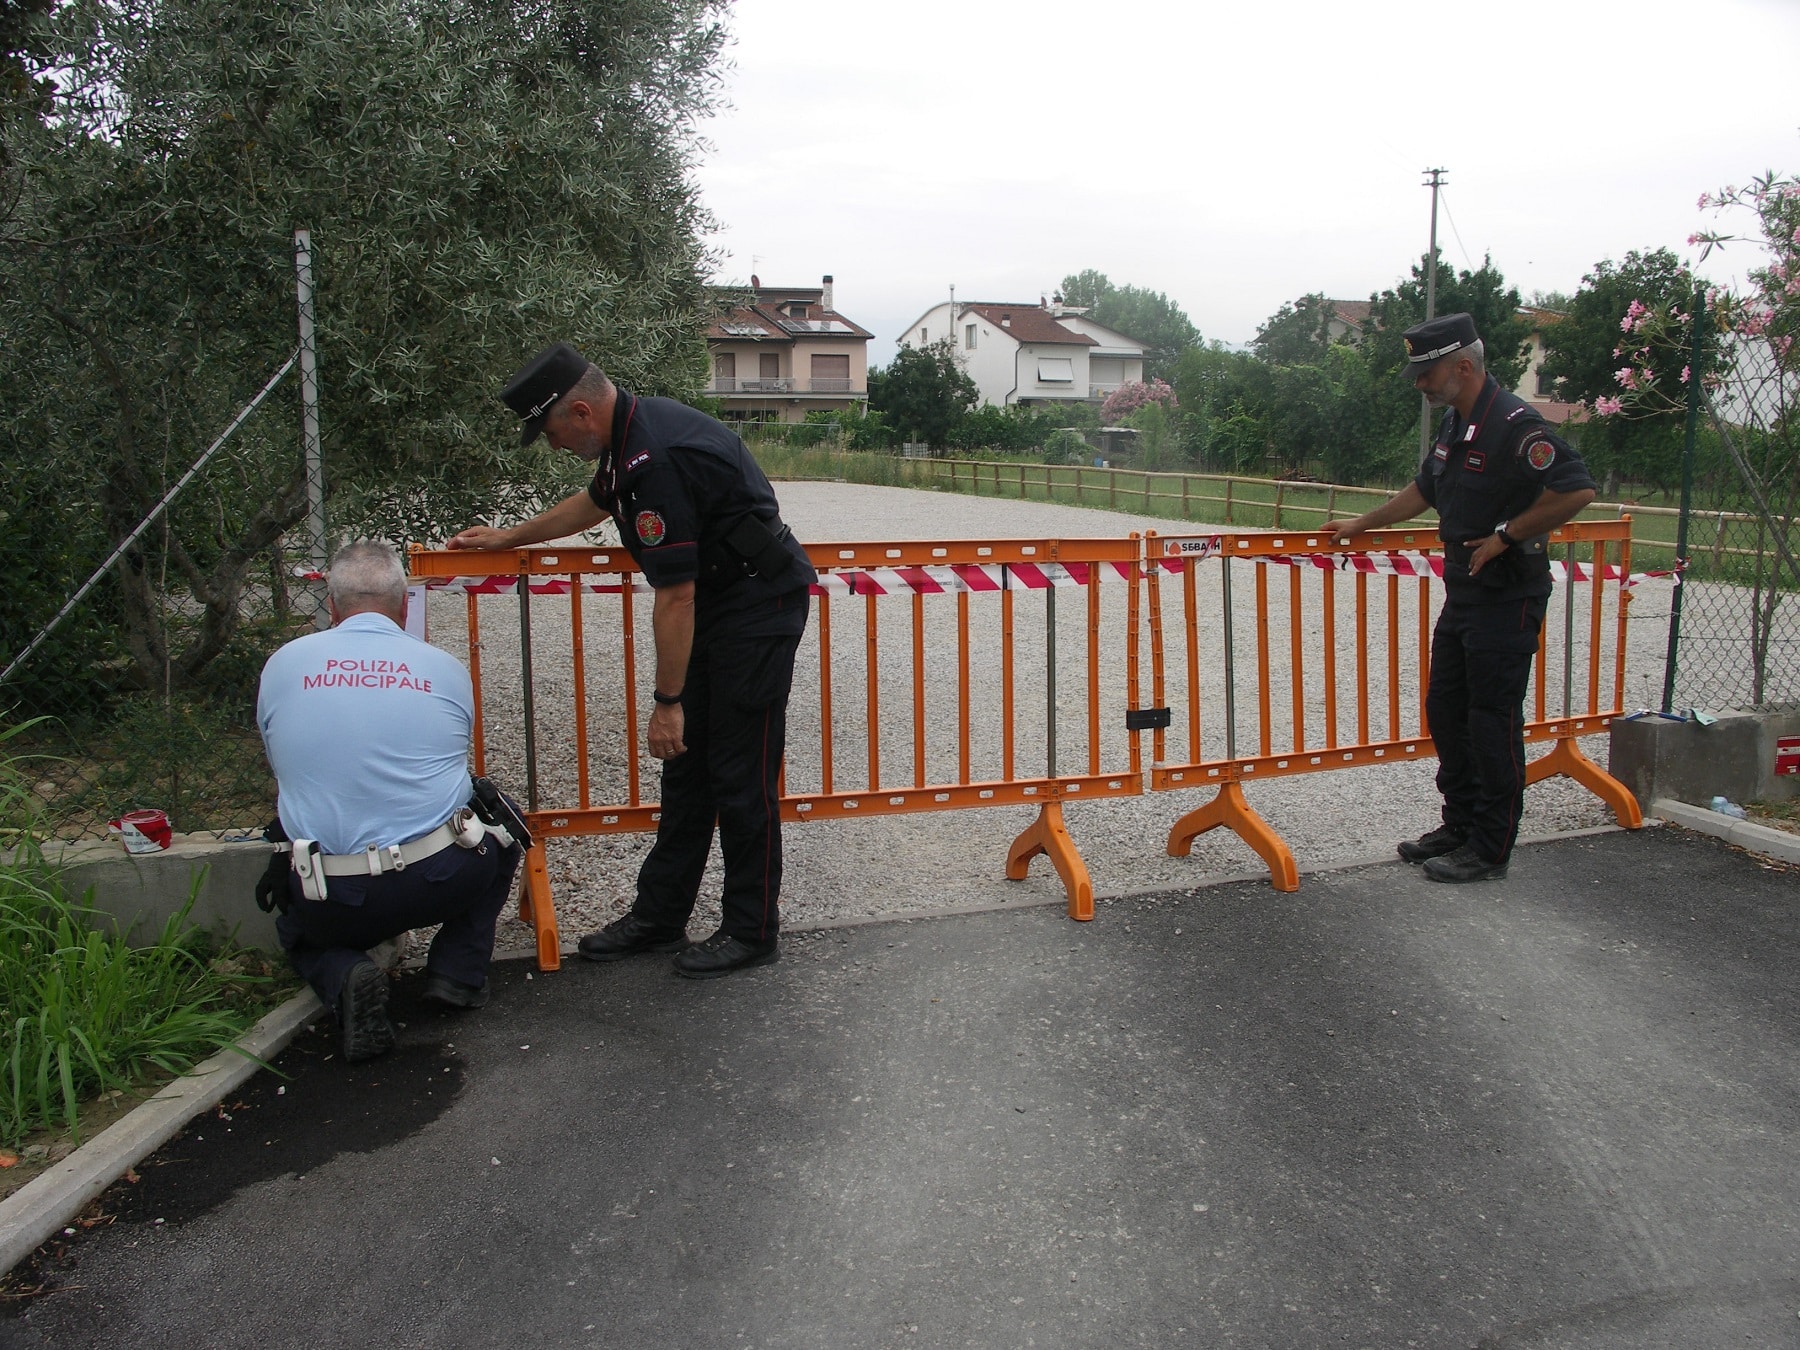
[1660,287,1705,715]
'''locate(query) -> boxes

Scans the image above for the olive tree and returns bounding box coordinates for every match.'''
[0,0,728,696]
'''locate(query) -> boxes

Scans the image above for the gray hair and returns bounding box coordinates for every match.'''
[1458,337,1487,374]
[328,540,406,614]
[568,364,613,403]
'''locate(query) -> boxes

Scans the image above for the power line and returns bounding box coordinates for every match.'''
[1436,186,1475,270]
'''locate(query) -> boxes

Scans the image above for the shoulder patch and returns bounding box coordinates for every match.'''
[1521,431,1557,471]
[624,450,652,473]
[635,509,667,546]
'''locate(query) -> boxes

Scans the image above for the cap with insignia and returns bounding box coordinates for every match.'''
[1400,312,1479,366]
[501,342,590,446]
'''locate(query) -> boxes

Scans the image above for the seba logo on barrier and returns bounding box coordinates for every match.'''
[1168,536,1223,559]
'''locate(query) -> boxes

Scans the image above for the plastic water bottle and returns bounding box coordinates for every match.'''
[1711,796,1748,819]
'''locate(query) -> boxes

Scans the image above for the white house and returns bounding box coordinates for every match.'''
[896,297,1148,408]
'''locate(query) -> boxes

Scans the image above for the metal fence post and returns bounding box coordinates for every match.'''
[294,227,329,628]
[1660,289,1705,714]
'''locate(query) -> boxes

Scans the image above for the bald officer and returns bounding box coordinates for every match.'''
[1324,314,1596,882]
[258,541,520,1060]
[447,344,814,977]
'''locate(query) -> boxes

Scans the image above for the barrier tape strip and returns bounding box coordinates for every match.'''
[1152,545,1683,589]
[385,554,1683,599]
[408,561,1136,598]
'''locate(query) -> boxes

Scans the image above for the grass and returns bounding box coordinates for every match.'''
[0,720,292,1151]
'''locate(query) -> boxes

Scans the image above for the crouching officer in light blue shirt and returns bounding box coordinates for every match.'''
[257,541,522,1061]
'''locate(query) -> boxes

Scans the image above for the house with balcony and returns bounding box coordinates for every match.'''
[896,297,1148,408]
[706,275,873,425]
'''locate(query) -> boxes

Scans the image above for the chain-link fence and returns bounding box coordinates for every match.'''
[0,232,326,842]
[1658,374,1800,714]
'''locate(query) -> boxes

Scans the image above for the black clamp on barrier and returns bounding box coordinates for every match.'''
[1124,707,1172,731]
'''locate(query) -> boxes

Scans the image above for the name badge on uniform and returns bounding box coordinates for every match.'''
[1463,424,1478,442]
[1464,451,1486,472]
[1432,444,1449,461]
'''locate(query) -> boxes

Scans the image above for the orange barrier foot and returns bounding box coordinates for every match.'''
[1165,781,1300,892]
[1526,734,1644,829]
[520,841,561,971]
[1006,801,1095,920]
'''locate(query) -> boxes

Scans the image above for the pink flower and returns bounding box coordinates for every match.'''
[1594,395,1624,416]
[1680,366,1690,383]
[1615,368,1637,389]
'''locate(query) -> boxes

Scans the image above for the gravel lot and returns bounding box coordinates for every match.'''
[425,480,1672,951]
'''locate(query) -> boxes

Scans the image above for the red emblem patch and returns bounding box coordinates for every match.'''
[635,510,667,546]
[1524,435,1557,471]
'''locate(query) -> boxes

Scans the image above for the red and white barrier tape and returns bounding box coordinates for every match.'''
[1152,544,1682,589]
[406,560,1135,598]
[388,553,1683,598]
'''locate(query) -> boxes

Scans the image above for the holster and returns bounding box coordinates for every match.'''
[470,776,532,851]
[722,512,796,582]
[254,816,291,914]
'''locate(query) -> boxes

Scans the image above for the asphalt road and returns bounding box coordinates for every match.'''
[4,825,1798,1349]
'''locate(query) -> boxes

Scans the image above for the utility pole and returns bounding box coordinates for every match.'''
[948,283,956,349]
[1419,167,1447,462]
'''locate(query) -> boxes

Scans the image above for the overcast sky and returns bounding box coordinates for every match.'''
[693,0,1800,364]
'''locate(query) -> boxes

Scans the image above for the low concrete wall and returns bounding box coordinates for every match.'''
[1609,709,1800,811]
[46,834,282,951]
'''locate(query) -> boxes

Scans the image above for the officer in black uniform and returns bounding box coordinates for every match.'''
[1324,314,1596,882]
[447,343,815,974]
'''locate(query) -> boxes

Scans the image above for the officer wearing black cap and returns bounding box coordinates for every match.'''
[1324,313,1596,882]
[448,343,816,975]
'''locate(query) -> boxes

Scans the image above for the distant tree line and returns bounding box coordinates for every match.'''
[857,255,1706,500]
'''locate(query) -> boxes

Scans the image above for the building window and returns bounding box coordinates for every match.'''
[920,327,928,344]
[1036,357,1075,383]
[760,352,780,379]
[1535,366,1559,398]
[965,324,978,349]
[811,353,851,392]
[713,352,736,391]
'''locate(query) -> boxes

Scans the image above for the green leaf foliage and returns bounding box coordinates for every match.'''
[1539,249,1694,493]
[1059,270,1202,382]
[868,339,978,449]
[1,0,728,693]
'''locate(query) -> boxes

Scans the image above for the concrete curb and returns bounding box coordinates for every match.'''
[1653,798,1800,865]
[0,987,324,1278]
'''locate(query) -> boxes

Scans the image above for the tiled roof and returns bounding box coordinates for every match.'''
[707,302,873,342]
[963,304,1096,346]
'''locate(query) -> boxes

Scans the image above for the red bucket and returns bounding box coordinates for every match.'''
[109,808,173,854]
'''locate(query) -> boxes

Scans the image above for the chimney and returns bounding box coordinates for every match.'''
[821,274,834,312]
[750,273,760,291]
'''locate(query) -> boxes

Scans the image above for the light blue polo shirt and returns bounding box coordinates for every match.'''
[257,612,474,855]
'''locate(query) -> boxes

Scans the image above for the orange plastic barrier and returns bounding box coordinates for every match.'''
[408,537,1152,968]
[1141,519,1643,891]
[410,519,1642,966]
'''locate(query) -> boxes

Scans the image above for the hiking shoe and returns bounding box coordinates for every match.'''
[578,912,690,962]
[1422,842,1509,884]
[1397,825,1466,863]
[339,960,395,1062]
[421,971,490,1009]
[672,931,778,980]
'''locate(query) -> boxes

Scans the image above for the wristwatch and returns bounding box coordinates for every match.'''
[1494,521,1516,547]
[652,688,683,706]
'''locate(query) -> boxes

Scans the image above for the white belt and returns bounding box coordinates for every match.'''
[317,820,461,876]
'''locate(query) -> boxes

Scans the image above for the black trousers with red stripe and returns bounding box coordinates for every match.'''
[1424,592,1549,864]
[633,590,808,943]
